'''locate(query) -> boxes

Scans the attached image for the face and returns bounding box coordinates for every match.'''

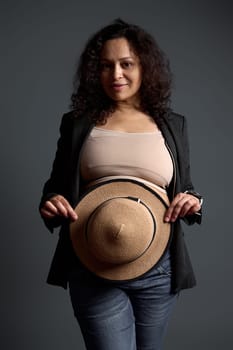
[100,38,142,105]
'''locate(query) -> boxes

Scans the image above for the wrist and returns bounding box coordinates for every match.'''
[184,190,203,207]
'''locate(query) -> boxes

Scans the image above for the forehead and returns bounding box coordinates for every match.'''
[100,38,137,60]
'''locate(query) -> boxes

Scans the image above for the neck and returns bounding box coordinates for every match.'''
[114,99,141,114]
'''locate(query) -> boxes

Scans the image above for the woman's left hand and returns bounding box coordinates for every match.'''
[164,192,201,223]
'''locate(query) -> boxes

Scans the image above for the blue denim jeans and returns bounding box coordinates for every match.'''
[69,251,177,350]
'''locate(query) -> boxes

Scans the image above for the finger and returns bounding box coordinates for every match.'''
[169,197,189,222]
[185,202,201,216]
[66,206,78,221]
[164,193,184,222]
[179,201,196,217]
[165,194,194,222]
[40,208,56,218]
[50,198,69,217]
[57,197,78,220]
[51,196,78,221]
[43,200,59,215]
[60,198,78,220]
[179,195,201,217]
[165,195,201,222]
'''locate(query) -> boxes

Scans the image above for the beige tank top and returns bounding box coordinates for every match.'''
[80,127,173,189]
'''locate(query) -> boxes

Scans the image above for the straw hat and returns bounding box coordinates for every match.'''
[70,178,171,281]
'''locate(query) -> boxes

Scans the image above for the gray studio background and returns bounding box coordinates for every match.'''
[1,1,232,349]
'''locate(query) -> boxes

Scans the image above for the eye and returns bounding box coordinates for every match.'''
[100,62,112,71]
[121,61,133,69]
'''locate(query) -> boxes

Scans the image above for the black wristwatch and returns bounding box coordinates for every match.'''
[184,190,203,207]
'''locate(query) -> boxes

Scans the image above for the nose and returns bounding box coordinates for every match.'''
[113,63,123,80]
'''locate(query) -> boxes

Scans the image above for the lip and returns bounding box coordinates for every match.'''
[111,83,128,91]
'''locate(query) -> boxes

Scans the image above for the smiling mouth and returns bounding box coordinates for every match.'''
[111,83,128,90]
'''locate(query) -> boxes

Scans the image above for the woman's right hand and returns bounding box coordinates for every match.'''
[40,195,78,222]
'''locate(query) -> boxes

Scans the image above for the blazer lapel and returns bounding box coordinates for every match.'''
[160,118,181,199]
[70,116,94,206]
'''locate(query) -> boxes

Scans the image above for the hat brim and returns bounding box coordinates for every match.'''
[70,178,172,281]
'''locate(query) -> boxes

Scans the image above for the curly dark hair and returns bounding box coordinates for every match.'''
[70,19,172,125]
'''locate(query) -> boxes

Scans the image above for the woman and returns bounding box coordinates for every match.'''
[40,19,202,350]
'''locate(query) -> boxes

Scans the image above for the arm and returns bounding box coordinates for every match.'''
[39,113,77,232]
[165,116,203,225]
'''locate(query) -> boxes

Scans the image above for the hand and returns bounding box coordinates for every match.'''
[164,192,201,223]
[40,195,78,222]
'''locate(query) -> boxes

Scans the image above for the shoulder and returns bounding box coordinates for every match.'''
[60,110,93,148]
[166,111,186,127]
[59,111,74,127]
[60,110,90,129]
[164,111,188,135]
[61,110,80,124]
[56,111,86,140]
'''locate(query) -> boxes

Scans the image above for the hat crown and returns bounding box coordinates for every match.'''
[86,197,155,264]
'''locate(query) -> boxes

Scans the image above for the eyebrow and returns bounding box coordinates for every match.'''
[100,56,134,61]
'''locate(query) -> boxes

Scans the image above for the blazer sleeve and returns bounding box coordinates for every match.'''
[39,113,74,233]
[180,116,202,225]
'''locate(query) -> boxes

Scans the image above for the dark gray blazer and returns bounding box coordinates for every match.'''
[40,110,202,293]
